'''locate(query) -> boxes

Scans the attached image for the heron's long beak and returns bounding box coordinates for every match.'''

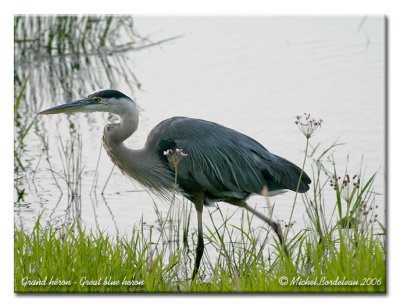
[38,98,92,115]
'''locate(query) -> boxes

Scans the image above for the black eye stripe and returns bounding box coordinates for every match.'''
[84,97,100,104]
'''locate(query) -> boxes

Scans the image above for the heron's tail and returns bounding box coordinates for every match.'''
[262,155,311,193]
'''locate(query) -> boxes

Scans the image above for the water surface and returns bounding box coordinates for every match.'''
[15,16,385,252]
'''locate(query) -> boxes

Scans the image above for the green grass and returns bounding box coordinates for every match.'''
[14,214,386,293]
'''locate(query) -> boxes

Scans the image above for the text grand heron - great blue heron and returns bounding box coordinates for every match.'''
[39,89,311,278]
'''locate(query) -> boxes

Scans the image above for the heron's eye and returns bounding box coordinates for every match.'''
[94,97,101,103]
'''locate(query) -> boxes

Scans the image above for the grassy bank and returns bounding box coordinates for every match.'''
[15,199,386,293]
[14,221,386,293]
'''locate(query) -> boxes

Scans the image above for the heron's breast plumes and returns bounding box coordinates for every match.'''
[102,129,176,201]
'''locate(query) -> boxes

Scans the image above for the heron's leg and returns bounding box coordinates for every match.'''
[192,192,205,280]
[228,199,289,256]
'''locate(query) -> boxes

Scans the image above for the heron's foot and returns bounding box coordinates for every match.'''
[192,236,204,280]
[270,220,290,257]
[283,244,289,257]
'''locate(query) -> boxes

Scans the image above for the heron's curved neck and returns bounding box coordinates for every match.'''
[102,106,173,192]
[107,105,139,144]
[102,104,142,176]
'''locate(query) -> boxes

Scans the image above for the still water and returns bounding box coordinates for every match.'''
[15,17,385,250]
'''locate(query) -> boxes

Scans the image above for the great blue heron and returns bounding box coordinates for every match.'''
[39,89,311,278]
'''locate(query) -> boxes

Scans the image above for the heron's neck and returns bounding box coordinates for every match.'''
[103,108,140,171]
[109,109,139,144]
[102,110,174,193]
[102,105,140,171]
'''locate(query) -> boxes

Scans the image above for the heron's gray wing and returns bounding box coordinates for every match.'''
[148,117,310,202]
[175,137,266,200]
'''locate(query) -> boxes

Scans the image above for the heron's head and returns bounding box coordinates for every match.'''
[39,89,137,116]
